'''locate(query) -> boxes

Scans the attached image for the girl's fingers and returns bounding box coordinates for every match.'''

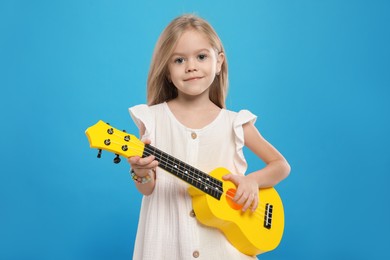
[223,173,259,212]
[241,195,253,212]
[136,155,156,166]
[128,155,156,167]
[127,156,140,164]
[235,190,259,212]
[250,196,259,212]
[143,139,152,144]
[235,190,249,205]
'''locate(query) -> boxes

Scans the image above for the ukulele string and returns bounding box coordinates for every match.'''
[111,134,271,221]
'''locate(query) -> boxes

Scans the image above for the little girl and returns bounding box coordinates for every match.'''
[127,14,290,260]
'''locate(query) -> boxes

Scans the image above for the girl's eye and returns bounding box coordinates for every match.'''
[198,54,207,61]
[174,57,185,64]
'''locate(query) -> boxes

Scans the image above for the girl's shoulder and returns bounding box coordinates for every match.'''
[129,102,165,116]
[148,102,166,113]
[224,108,258,125]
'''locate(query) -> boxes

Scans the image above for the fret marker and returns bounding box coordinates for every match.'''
[174,165,177,168]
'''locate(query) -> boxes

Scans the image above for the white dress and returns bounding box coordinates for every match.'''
[129,102,258,260]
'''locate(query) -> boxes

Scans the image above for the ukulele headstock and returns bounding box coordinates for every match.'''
[85,120,144,162]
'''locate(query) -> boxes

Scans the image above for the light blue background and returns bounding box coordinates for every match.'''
[1,0,389,259]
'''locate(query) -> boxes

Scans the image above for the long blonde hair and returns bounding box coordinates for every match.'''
[147,14,228,108]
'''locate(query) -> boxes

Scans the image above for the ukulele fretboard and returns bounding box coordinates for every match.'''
[143,144,223,200]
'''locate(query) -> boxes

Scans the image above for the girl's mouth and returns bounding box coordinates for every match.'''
[184,76,203,81]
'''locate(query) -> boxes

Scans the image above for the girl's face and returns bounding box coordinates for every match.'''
[167,29,224,99]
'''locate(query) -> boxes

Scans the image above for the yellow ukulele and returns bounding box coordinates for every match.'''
[85,120,284,256]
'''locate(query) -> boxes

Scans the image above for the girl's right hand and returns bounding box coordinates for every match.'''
[127,139,159,177]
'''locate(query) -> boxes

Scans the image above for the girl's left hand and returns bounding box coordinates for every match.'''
[222,174,259,212]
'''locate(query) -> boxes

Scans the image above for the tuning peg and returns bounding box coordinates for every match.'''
[122,129,127,132]
[113,154,121,164]
[97,149,102,158]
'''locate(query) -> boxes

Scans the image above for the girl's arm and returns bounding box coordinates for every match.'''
[223,121,290,212]
[243,121,290,188]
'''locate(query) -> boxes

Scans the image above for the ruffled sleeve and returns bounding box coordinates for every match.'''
[233,110,257,174]
[129,104,155,143]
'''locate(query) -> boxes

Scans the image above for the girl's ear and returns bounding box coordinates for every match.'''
[216,52,225,74]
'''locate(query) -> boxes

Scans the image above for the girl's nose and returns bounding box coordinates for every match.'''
[186,67,197,73]
[185,59,197,73]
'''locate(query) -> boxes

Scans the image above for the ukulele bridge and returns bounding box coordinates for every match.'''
[264,203,273,229]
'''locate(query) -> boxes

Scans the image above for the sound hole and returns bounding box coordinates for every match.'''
[225,188,243,210]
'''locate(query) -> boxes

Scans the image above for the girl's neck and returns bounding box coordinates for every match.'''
[167,96,221,129]
[170,90,217,111]
[169,99,219,115]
